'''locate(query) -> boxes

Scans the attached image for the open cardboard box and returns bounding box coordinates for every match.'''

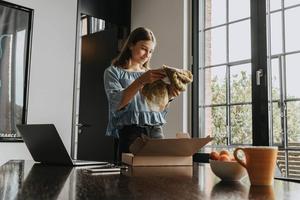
[122,135,212,166]
[123,166,194,177]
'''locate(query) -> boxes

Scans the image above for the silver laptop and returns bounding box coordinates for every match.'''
[17,124,108,166]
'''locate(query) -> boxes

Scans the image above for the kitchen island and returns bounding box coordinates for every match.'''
[0,160,299,199]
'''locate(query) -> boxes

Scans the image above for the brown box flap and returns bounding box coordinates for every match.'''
[129,136,212,156]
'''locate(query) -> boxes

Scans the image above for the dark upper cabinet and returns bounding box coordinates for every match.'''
[79,0,131,27]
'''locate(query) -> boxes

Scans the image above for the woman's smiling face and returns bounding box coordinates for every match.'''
[130,40,155,65]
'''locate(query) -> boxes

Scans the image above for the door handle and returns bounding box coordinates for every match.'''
[256,69,263,86]
[76,123,91,134]
[76,123,91,129]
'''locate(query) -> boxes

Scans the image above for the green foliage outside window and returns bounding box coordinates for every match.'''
[209,71,300,145]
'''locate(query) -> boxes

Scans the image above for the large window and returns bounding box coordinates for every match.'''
[200,0,252,146]
[268,1,300,179]
[0,2,32,141]
[194,0,300,179]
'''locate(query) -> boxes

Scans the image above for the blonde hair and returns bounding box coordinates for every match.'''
[112,27,156,69]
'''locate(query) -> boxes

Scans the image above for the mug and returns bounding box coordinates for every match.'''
[233,146,278,185]
[248,185,275,200]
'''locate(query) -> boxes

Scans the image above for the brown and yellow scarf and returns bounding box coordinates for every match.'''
[141,65,193,111]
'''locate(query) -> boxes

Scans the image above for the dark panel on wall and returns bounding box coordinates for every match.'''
[110,0,131,27]
[251,0,269,146]
[79,0,131,26]
[75,0,131,161]
[79,0,110,20]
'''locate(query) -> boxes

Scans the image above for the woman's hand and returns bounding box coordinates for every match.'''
[137,69,166,85]
[168,84,181,99]
[117,69,165,110]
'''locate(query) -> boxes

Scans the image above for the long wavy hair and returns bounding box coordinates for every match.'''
[112,27,156,70]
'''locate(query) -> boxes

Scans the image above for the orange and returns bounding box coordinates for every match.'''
[219,150,230,157]
[219,154,231,162]
[210,151,220,160]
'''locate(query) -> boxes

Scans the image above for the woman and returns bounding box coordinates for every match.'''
[103,27,180,161]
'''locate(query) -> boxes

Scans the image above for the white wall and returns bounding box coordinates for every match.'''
[0,0,191,164]
[131,0,191,138]
[0,0,78,164]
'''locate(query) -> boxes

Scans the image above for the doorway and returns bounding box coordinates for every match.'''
[72,15,119,162]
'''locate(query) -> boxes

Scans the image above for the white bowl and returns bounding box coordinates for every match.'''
[209,159,247,181]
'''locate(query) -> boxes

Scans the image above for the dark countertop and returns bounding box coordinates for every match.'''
[0,160,300,200]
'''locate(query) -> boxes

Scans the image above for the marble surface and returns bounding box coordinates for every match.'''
[0,160,300,199]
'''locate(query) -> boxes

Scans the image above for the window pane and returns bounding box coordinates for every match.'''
[229,20,251,62]
[231,104,252,144]
[270,12,283,55]
[205,66,226,105]
[287,150,300,179]
[205,106,227,145]
[286,53,300,98]
[272,102,282,144]
[270,0,282,11]
[277,150,286,176]
[287,101,300,145]
[205,0,226,28]
[271,59,280,100]
[229,0,250,22]
[285,0,300,7]
[230,64,251,104]
[205,27,226,66]
[285,7,300,52]
[278,149,300,178]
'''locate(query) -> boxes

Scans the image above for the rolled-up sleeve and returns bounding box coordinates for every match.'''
[103,68,124,112]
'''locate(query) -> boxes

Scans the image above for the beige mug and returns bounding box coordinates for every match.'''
[248,185,275,200]
[233,146,278,185]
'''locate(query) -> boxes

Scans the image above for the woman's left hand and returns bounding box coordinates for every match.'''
[168,84,181,99]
